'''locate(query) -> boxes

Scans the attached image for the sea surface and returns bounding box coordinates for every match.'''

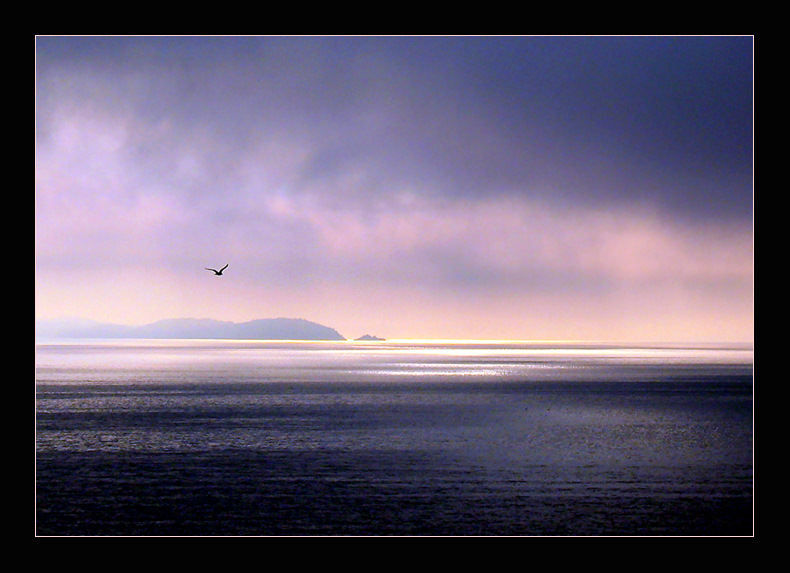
[35,339,754,536]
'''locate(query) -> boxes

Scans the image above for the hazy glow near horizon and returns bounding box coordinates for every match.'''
[35,36,753,342]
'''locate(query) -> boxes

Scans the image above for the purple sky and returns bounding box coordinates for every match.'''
[35,36,753,341]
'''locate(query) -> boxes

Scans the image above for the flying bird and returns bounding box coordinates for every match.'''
[205,264,229,276]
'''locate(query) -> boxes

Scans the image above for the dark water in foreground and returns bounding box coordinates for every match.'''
[35,340,753,536]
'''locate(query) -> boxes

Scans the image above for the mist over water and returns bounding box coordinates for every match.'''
[36,340,753,535]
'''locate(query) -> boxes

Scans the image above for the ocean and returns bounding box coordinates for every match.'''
[35,339,753,536]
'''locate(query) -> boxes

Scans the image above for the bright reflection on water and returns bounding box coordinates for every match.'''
[36,340,753,535]
[35,338,753,383]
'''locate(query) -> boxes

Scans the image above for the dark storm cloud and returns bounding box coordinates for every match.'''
[418,35,753,218]
[36,35,753,222]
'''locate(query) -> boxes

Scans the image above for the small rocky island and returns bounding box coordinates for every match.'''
[37,317,390,342]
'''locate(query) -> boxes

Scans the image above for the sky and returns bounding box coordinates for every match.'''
[35,36,754,342]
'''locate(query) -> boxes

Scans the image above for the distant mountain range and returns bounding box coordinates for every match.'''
[35,317,349,341]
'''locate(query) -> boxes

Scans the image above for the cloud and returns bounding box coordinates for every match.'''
[35,36,753,340]
[273,191,752,287]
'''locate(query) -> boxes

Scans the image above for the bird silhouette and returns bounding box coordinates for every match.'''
[205,264,229,276]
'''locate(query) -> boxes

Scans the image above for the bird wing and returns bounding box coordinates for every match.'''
[220,264,229,272]
[205,268,217,272]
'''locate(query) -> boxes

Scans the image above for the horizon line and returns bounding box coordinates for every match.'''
[34,315,753,347]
